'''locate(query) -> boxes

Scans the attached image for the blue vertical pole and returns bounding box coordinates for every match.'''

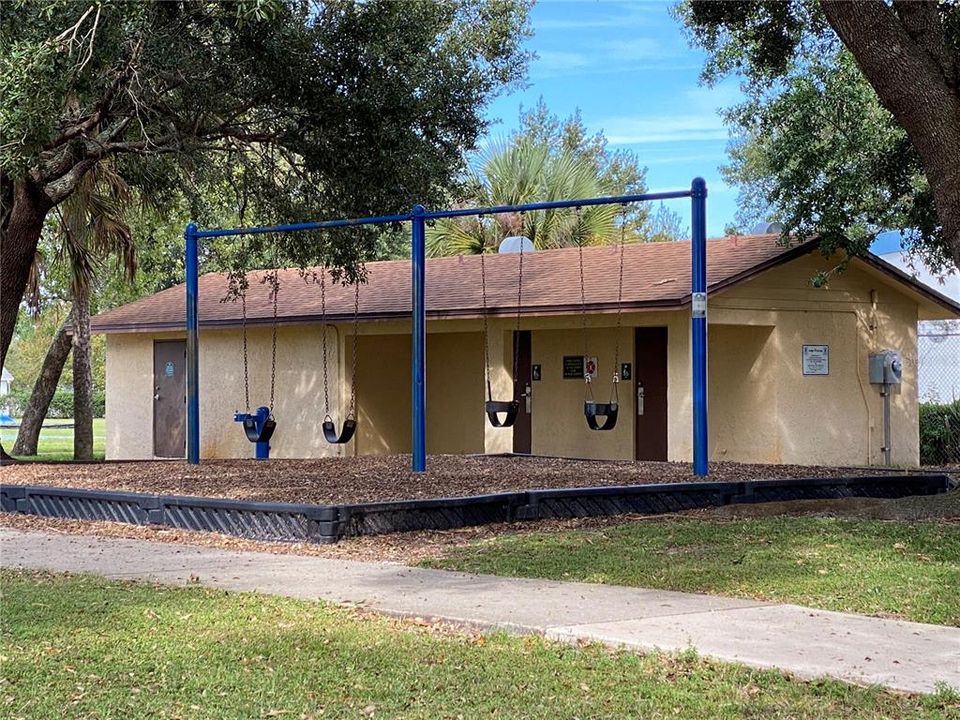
[411,206,427,472]
[185,223,200,464]
[690,178,708,476]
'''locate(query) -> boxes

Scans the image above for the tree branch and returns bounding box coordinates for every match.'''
[43,36,144,154]
[43,157,100,204]
[821,0,960,263]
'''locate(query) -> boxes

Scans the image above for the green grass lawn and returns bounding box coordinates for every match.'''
[3,571,956,719]
[0,417,105,461]
[424,512,960,627]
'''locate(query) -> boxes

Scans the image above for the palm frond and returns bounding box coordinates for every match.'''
[426,217,487,257]
[54,158,136,288]
[435,136,623,255]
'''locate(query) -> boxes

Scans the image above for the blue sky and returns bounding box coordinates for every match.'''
[483,0,742,236]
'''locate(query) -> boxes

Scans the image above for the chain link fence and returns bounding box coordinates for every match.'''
[917,321,960,465]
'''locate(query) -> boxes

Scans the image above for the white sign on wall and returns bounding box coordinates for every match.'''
[584,356,598,380]
[802,345,829,376]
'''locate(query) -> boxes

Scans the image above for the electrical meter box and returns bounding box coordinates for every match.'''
[869,350,903,385]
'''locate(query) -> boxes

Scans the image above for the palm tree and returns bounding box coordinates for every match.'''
[12,161,135,460]
[427,138,625,257]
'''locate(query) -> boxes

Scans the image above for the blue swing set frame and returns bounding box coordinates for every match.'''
[183,178,709,474]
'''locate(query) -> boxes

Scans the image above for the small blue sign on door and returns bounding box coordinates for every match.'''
[164,361,175,377]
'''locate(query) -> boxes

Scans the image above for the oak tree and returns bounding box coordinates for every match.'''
[0,0,531,392]
[680,0,960,271]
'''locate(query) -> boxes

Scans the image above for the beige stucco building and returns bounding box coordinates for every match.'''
[93,236,959,466]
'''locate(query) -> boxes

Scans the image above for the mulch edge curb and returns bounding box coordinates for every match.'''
[0,474,950,544]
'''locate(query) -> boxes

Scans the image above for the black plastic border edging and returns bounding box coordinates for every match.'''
[0,474,949,544]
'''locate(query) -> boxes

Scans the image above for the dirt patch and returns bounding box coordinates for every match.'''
[0,455,937,506]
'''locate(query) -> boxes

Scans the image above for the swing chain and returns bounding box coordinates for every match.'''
[269,268,278,414]
[575,206,593,399]
[241,286,250,412]
[320,269,330,415]
[611,204,628,396]
[513,211,525,388]
[349,277,359,416]
[479,215,493,402]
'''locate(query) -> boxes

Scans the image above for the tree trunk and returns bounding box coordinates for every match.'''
[0,179,53,462]
[72,283,94,460]
[821,0,960,267]
[10,316,73,456]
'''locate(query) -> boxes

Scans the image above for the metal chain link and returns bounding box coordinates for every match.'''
[479,219,493,402]
[241,287,250,411]
[320,269,330,415]
[349,278,360,417]
[513,212,525,388]
[575,206,593,401]
[610,204,628,404]
[269,268,278,414]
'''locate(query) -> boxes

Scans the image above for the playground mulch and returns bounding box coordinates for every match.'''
[0,454,916,506]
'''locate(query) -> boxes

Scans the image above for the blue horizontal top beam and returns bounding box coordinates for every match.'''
[192,188,692,239]
[422,189,692,220]
[195,212,412,239]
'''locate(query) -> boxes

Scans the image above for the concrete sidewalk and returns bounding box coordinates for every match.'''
[2,528,957,694]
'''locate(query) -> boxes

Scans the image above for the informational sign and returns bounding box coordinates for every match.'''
[584,356,598,380]
[164,361,175,378]
[620,363,632,381]
[802,345,829,376]
[531,364,542,382]
[562,356,584,379]
[691,291,707,319]
[563,356,598,380]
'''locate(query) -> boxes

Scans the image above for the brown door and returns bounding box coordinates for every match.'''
[635,327,668,461]
[513,330,532,454]
[153,340,186,458]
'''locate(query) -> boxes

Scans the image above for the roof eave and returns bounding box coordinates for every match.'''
[856,254,960,319]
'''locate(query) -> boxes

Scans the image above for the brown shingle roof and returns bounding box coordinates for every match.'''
[92,235,814,332]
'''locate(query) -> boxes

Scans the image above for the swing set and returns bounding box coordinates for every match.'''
[230,235,362,458]
[477,204,628,433]
[183,178,709,474]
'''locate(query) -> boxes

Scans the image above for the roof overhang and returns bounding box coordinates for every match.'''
[853,254,960,320]
[91,237,959,333]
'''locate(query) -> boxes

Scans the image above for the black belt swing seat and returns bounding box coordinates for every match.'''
[318,263,361,445]
[485,398,521,427]
[322,414,356,444]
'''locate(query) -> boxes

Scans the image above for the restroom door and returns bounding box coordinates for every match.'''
[153,340,186,458]
[634,327,668,461]
[512,330,532,454]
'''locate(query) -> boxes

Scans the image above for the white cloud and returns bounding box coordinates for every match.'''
[535,50,594,73]
[536,3,661,30]
[600,115,730,144]
[641,152,727,166]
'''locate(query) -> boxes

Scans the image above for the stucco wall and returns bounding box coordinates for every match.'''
[103,252,928,466]
[353,333,409,455]
[528,325,634,460]
[710,253,921,466]
[105,333,156,459]
[106,325,343,460]
[353,331,484,456]
[707,324,779,463]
